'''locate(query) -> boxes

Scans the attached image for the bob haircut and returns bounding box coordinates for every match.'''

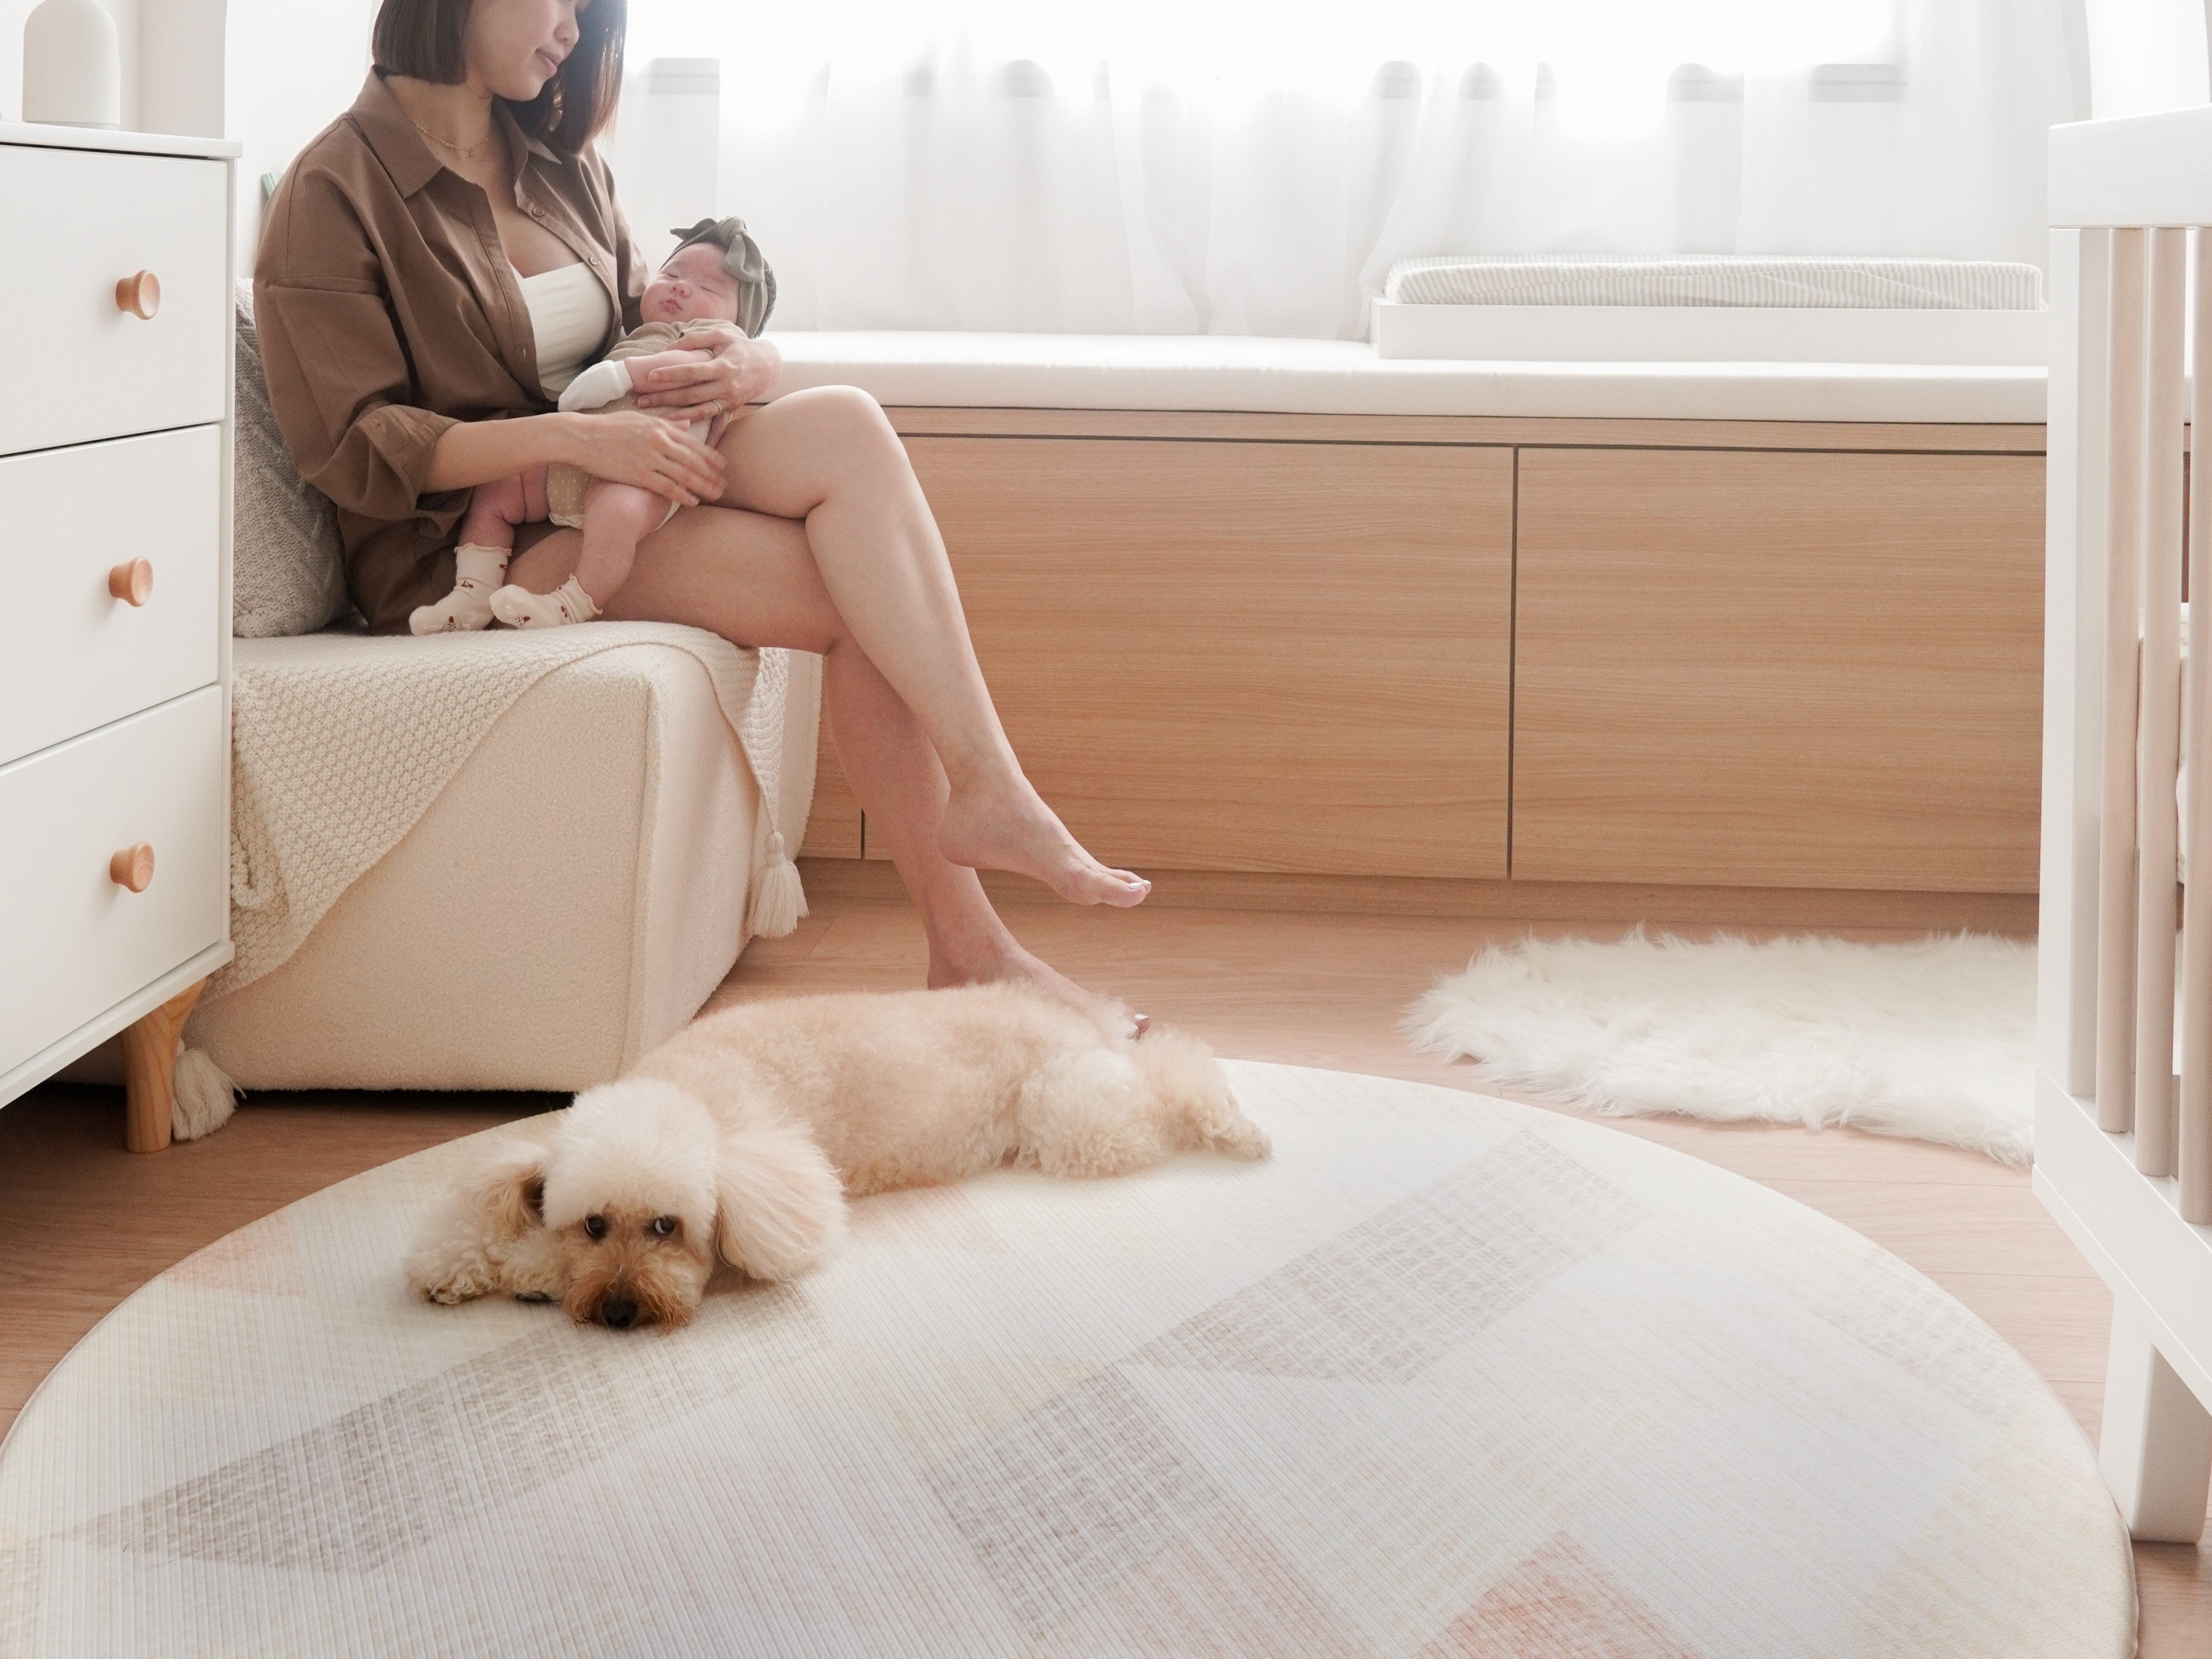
[370,0,626,155]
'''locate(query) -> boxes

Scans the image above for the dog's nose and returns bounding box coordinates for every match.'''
[600,1295,639,1330]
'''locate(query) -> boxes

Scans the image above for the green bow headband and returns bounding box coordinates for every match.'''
[667,216,776,337]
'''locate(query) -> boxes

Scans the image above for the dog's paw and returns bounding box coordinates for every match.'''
[1209,1114,1271,1161]
[411,1262,493,1305]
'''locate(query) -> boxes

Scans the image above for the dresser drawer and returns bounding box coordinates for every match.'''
[0,689,227,1080]
[0,145,228,458]
[0,427,223,766]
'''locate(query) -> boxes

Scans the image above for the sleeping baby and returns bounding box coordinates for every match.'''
[410,216,776,634]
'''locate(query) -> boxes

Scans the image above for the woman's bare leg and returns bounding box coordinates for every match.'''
[708,387,1150,909]
[506,512,1136,1024]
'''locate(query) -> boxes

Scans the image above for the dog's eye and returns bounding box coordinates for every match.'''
[583,1214,608,1240]
[651,1216,677,1238]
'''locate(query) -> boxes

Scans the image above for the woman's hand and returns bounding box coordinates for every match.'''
[633,328,783,442]
[564,409,726,507]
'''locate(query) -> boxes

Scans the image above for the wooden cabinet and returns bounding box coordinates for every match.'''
[877,436,1517,879]
[1512,447,2045,891]
[803,414,2046,903]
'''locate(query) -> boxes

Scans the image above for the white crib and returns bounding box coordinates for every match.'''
[2039,105,2212,1544]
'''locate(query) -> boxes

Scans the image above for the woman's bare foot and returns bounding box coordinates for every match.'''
[928,932,1145,1038]
[938,772,1150,907]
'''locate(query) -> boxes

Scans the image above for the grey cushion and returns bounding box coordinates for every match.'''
[232,282,349,638]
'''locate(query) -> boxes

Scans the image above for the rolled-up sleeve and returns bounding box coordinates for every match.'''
[255,282,456,522]
[253,176,455,524]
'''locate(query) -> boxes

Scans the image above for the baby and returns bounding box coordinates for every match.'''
[410,217,776,634]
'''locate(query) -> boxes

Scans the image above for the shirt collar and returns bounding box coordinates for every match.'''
[350,70,564,201]
[493,102,564,208]
[349,71,443,198]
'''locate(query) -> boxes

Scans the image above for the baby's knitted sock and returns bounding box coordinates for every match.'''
[409,544,510,635]
[489,574,600,630]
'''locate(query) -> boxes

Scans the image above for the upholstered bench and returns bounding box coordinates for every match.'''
[68,629,819,1104]
[202,633,817,1092]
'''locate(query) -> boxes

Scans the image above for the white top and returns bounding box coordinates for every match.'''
[764,332,2047,425]
[0,120,239,159]
[518,262,613,397]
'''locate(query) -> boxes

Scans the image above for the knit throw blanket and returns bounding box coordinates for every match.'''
[213,624,820,1003]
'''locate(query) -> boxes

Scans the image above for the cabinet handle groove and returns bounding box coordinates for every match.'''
[109,843,156,893]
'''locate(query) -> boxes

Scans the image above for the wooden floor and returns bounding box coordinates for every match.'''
[3,887,2206,1654]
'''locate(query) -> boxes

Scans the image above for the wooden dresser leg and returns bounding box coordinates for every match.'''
[119,981,208,1154]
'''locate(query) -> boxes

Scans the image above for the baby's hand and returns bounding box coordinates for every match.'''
[556,357,633,413]
[633,328,772,436]
[622,347,717,393]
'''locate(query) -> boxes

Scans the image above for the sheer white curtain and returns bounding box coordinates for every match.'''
[619,0,2088,337]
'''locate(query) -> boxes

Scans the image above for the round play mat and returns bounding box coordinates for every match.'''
[0,1062,2133,1656]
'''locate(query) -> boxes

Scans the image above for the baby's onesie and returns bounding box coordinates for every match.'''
[547,317,732,526]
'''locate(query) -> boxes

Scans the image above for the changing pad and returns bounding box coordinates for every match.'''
[1384,256,2047,311]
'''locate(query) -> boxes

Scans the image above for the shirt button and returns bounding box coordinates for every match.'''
[529,206,545,219]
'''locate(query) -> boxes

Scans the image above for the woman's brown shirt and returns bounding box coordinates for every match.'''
[253,72,647,632]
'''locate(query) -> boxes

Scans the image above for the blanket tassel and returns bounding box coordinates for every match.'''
[747,831,808,939]
[173,1046,240,1142]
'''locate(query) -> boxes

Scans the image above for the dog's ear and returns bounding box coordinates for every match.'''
[472,1140,550,1237]
[713,1121,847,1281]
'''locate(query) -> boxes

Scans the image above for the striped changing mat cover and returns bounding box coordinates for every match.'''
[1384,255,2046,310]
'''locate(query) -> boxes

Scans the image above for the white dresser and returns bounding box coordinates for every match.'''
[0,123,238,1151]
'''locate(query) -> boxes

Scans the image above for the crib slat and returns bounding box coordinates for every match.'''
[2100,228,2148,1134]
[2136,229,2188,1177]
[2182,230,2212,1220]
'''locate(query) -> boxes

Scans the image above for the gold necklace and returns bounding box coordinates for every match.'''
[407,113,492,162]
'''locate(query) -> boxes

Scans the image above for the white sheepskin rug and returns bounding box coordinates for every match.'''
[1402,931,2037,1164]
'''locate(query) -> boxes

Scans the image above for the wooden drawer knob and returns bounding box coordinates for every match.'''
[109,558,153,606]
[110,843,156,893]
[115,270,161,321]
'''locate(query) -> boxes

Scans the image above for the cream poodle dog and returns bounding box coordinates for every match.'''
[405,983,1268,1330]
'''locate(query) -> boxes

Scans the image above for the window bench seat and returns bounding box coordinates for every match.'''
[766,331,2045,425]
[770,332,2047,930]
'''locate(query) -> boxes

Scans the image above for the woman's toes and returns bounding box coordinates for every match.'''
[1065,863,1150,908]
[939,779,1149,908]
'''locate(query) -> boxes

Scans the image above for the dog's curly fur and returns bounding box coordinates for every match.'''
[405,983,1268,1328]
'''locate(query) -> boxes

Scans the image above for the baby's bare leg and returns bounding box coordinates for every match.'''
[412,469,554,635]
[490,477,666,630]
[574,480,671,605]
[457,470,547,553]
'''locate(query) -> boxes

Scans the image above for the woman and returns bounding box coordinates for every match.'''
[255,0,1149,1024]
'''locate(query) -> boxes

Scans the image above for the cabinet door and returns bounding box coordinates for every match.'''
[1513,447,2044,892]
[897,437,1514,878]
